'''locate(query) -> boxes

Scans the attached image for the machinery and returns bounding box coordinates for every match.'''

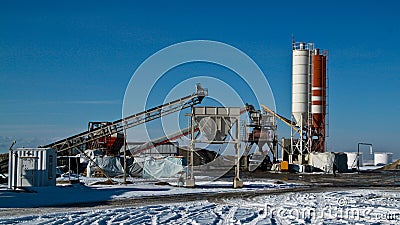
[129,126,197,156]
[290,40,328,164]
[242,104,277,171]
[185,106,243,188]
[129,103,278,173]
[38,40,327,175]
[86,122,124,156]
[42,84,208,156]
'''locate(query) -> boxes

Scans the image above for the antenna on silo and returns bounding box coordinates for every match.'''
[291,34,295,49]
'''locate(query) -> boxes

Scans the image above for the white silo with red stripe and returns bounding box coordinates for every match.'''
[291,40,328,154]
[311,48,327,152]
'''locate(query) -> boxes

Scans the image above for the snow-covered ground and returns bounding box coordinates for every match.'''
[221,189,400,224]
[0,177,299,208]
[1,178,399,224]
[1,188,399,224]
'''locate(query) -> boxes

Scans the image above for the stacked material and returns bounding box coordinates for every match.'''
[376,159,400,171]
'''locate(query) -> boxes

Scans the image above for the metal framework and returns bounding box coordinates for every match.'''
[290,42,314,164]
[290,42,329,163]
[131,107,249,157]
[129,126,198,155]
[242,104,277,171]
[186,107,242,188]
[43,84,208,154]
[357,143,373,172]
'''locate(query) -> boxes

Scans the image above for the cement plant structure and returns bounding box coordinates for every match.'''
[290,40,328,164]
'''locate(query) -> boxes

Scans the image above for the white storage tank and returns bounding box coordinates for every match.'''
[8,148,57,189]
[292,42,311,126]
[344,152,363,168]
[374,152,393,166]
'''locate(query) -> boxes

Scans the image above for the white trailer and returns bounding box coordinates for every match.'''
[8,148,56,189]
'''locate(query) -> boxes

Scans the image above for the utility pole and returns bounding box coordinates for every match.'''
[123,125,127,184]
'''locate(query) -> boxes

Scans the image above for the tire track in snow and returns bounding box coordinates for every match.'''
[223,206,237,224]
[2,187,400,224]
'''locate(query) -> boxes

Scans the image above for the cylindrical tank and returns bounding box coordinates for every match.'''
[311,50,327,152]
[311,53,324,127]
[374,152,393,166]
[344,152,363,168]
[322,53,327,116]
[292,43,311,126]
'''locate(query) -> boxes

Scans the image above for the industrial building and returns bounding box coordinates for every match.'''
[2,40,396,190]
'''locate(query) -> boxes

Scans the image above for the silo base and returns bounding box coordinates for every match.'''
[233,178,243,188]
[184,179,195,188]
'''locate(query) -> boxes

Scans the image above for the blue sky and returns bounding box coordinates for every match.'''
[0,1,399,158]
